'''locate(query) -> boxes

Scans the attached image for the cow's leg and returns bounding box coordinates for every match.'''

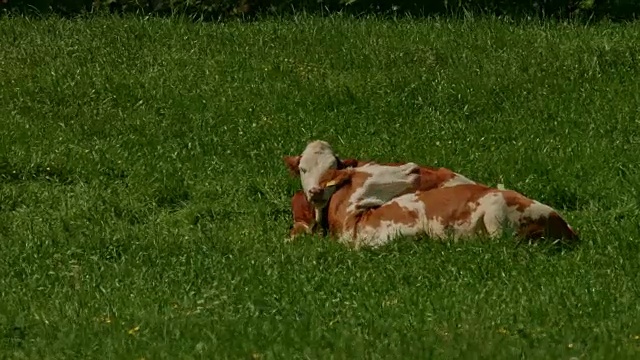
[289,191,316,240]
[289,222,312,239]
[482,212,506,239]
[469,192,510,239]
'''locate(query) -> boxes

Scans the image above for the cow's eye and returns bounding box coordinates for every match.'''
[300,168,307,174]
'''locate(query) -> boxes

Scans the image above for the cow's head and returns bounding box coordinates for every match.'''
[283,140,358,204]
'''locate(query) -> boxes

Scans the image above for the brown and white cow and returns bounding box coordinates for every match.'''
[283,140,476,237]
[314,164,579,248]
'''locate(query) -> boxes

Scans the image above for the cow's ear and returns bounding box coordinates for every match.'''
[339,158,360,169]
[283,156,301,176]
[322,169,353,189]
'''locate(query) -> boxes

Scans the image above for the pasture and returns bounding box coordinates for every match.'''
[1,14,640,358]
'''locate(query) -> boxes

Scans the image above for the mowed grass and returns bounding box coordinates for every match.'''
[1,13,640,358]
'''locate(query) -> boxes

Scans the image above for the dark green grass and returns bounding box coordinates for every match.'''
[1,14,640,358]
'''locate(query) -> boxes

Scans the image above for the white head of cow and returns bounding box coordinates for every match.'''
[284,140,340,206]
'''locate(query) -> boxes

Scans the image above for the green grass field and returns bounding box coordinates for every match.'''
[1,14,640,358]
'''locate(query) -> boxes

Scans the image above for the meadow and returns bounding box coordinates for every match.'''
[1,14,640,358]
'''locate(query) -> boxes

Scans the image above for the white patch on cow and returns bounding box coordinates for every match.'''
[298,140,338,201]
[473,192,510,237]
[425,217,447,238]
[520,200,554,220]
[359,220,422,247]
[346,163,420,213]
[479,193,555,239]
[441,173,476,188]
[394,192,428,214]
[342,193,428,248]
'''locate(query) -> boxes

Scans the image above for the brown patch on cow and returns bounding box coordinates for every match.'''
[418,184,492,225]
[325,183,355,237]
[517,216,545,239]
[350,171,374,188]
[418,168,458,190]
[289,191,316,238]
[518,212,579,241]
[291,191,314,225]
[357,201,420,231]
[283,156,301,176]
[501,190,535,212]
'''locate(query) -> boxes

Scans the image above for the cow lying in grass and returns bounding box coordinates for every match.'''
[283,140,476,237]
[284,140,579,247]
[316,164,579,247]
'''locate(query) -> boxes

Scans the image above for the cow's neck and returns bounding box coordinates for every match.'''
[309,158,357,235]
[325,184,357,237]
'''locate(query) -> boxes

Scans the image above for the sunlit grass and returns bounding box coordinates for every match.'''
[1,14,639,358]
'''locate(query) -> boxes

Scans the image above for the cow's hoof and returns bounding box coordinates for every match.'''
[288,222,312,241]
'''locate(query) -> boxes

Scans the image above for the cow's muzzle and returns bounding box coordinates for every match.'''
[307,186,325,203]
